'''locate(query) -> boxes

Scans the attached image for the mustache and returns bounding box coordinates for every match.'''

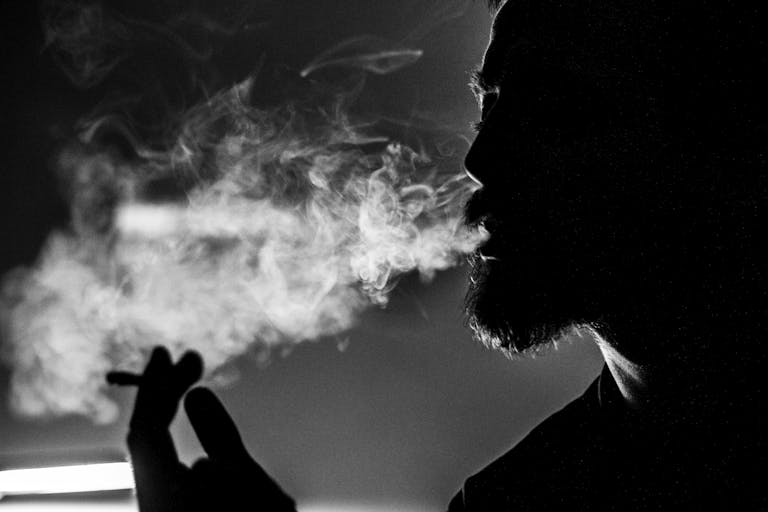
[463,188,491,228]
[463,187,522,230]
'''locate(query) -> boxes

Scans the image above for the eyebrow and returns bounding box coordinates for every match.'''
[469,66,492,98]
[468,42,519,98]
[470,31,539,99]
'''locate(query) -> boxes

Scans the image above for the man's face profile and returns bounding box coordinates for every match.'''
[463,1,638,353]
[462,1,766,355]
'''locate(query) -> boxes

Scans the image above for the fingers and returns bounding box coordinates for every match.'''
[130,347,203,431]
[173,351,205,397]
[127,347,203,487]
[184,387,249,463]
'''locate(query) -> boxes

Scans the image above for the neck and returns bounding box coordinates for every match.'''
[587,321,764,421]
[592,330,648,410]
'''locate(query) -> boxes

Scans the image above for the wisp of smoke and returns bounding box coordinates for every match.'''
[300,35,423,78]
[0,77,487,423]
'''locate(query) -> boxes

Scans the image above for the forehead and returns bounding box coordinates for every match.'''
[480,1,663,83]
[489,0,525,44]
[471,7,526,93]
[478,2,528,86]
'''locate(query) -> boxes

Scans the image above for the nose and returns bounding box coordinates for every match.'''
[464,130,491,188]
[464,150,484,187]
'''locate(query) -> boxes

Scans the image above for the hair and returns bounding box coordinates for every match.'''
[480,0,504,12]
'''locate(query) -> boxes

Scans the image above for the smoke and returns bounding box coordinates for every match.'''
[300,0,473,79]
[41,0,131,88]
[41,0,220,89]
[0,1,485,423]
[0,74,486,422]
[402,0,473,43]
[301,36,424,78]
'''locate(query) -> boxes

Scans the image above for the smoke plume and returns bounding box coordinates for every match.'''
[0,75,485,422]
[300,36,424,78]
[0,1,485,423]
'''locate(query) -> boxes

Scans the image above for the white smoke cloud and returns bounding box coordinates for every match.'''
[0,77,486,423]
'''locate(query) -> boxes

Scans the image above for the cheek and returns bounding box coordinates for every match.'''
[537,122,665,204]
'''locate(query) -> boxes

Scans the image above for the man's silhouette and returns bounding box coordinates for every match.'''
[124,1,766,510]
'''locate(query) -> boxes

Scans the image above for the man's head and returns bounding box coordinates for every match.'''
[465,1,767,357]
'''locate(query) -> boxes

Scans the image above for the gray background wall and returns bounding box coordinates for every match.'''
[0,2,604,510]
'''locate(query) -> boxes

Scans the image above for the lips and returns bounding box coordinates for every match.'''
[463,187,521,231]
[475,229,503,258]
[463,189,489,228]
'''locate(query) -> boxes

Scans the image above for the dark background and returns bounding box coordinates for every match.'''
[0,2,603,510]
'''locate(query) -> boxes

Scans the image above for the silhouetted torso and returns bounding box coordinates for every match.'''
[448,365,765,511]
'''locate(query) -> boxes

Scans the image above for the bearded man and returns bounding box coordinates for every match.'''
[451,1,766,509]
[123,1,766,510]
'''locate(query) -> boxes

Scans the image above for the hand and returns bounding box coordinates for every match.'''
[124,346,297,512]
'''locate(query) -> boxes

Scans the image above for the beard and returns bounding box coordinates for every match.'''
[465,247,581,354]
[463,190,605,354]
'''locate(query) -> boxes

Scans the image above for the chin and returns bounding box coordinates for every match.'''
[465,250,583,355]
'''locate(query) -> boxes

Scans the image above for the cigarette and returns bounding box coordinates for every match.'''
[106,371,143,386]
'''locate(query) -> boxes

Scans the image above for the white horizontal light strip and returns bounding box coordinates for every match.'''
[0,504,137,512]
[301,504,433,512]
[0,463,134,497]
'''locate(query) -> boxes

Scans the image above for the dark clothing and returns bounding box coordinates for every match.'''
[448,366,764,511]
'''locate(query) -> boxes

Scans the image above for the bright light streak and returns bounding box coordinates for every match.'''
[0,463,134,498]
[115,203,183,238]
[301,505,433,512]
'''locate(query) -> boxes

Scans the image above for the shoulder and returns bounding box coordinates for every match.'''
[450,373,607,511]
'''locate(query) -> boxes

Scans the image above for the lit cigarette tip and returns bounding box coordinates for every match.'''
[106,371,142,386]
